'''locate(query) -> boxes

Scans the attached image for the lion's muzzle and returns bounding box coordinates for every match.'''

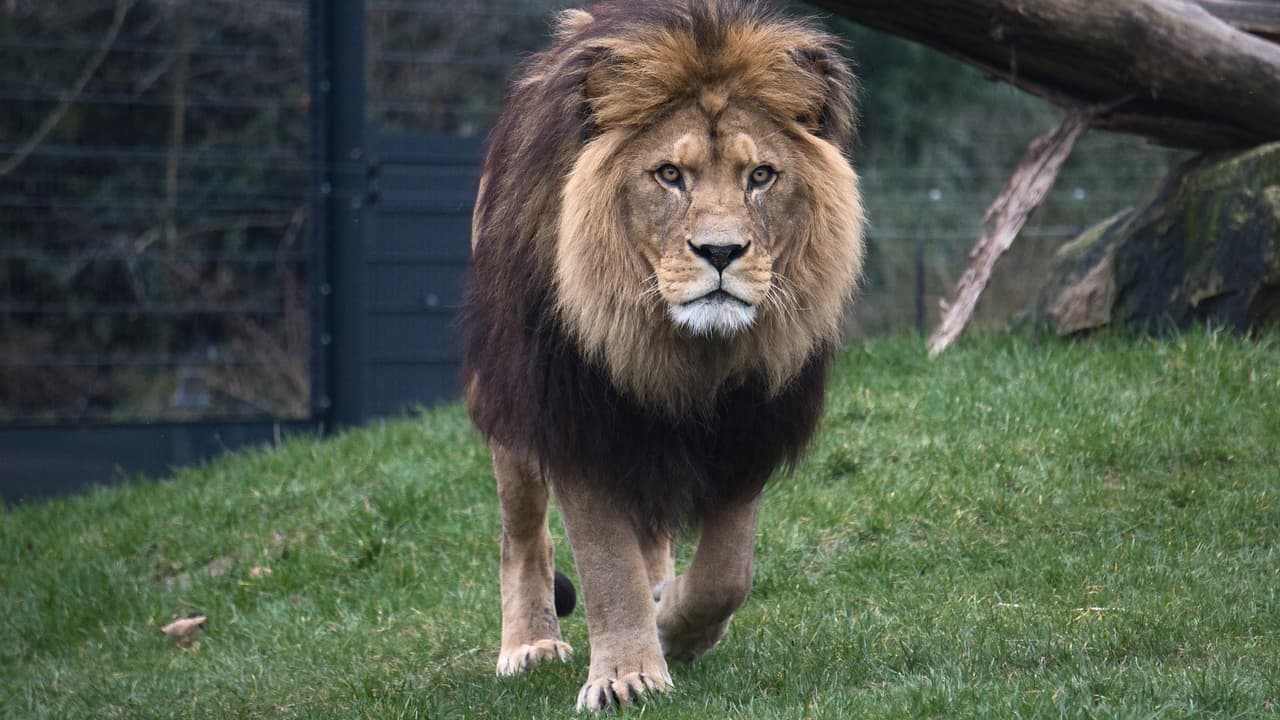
[662,213,768,337]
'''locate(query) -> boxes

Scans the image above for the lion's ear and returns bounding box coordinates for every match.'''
[550,10,604,132]
[554,9,594,40]
[792,45,858,150]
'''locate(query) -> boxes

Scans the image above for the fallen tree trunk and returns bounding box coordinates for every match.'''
[812,0,1280,150]
[1196,0,1280,42]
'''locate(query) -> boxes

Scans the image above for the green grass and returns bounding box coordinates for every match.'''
[3,331,1279,719]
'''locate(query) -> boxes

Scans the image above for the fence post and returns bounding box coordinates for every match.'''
[310,0,367,429]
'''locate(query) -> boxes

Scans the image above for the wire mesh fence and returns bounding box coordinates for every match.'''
[852,147,1174,338]
[365,0,579,135]
[1,0,311,424]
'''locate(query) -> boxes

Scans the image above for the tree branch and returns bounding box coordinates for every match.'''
[928,106,1094,356]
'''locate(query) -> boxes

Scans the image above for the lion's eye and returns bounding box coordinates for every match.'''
[655,164,683,188]
[748,165,776,190]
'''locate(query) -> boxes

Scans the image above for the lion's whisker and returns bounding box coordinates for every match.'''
[637,274,663,303]
[763,272,803,326]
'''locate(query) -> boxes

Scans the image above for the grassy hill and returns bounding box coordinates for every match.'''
[3,332,1278,719]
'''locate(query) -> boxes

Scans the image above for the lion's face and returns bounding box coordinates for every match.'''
[539,11,864,414]
[554,92,863,412]
[615,102,802,337]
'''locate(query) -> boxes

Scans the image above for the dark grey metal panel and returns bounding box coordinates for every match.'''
[379,165,477,210]
[361,132,483,417]
[374,134,484,161]
[0,421,319,503]
[366,212,472,262]
[367,312,460,362]
[366,363,462,416]
[367,262,467,311]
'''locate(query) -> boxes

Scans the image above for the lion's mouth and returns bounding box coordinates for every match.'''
[693,289,749,306]
[668,289,757,337]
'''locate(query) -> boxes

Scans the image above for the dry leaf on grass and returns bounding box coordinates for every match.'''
[206,556,234,578]
[161,615,207,648]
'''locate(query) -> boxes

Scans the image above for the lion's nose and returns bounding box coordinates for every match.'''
[689,241,748,273]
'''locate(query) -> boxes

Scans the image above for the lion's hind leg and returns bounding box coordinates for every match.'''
[492,444,573,676]
[655,495,761,662]
[643,529,675,596]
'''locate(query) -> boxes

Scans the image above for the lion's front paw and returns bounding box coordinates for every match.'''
[655,582,732,662]
[496,639,573,676]
[575,668,673,712]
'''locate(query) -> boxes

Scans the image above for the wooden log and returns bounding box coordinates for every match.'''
[1195,0,1280,42]
[812,0,1280,150]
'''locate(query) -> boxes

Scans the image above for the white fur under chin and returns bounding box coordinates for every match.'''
[668,296,757,337]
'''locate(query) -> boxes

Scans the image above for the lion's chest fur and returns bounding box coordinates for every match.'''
[463,259,830,531]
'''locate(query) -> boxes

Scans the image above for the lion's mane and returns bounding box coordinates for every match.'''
[461,0,864,532]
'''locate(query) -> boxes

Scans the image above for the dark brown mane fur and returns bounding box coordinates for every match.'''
[460,0,858,533]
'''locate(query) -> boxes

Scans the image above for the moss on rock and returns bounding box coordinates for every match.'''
[1029,141,1280,334]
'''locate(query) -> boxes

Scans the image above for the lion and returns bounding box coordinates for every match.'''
[459,0,865,711]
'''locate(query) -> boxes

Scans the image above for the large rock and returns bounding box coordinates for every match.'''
[1030,141,1280,334]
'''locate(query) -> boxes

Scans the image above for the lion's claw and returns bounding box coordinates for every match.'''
[575,669,672,711]
[496,639,573,676]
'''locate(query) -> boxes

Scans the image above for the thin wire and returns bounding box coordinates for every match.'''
[0,186,309,204]
[0,250,307,263]
[367,99,503,115]
[868,227,1083,242]
[0,354,307,368]
[0,142,308,165]
[0,197,305,213]
[0,89,308,111]
[3,409,312,424]
[0,303,292,315]
[367,1,569,18]
[0,36,301,59]
[371,50,525,66]
[860,169,1172,180]
[4,88,508,117]
[25,0,307,12]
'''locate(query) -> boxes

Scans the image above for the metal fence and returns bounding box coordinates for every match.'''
[1,0,312,426]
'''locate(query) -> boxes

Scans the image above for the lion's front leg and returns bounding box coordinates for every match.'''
[492,444,572,676]
[555,482,673,711]
[655,495,761,662]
